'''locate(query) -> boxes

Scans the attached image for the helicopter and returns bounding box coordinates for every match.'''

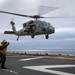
[0,6,74,41]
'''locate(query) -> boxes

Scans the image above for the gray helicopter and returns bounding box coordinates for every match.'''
[4,16,55,41]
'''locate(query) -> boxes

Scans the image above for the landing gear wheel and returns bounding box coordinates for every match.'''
[45,34,49,39]
[17,36,19,41]
[31,35,34,39]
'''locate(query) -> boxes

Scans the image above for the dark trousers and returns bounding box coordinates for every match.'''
[0,53,6,67]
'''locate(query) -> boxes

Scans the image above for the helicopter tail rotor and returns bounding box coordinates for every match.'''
[9,16,17,33]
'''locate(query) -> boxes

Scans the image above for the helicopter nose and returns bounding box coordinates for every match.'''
[52,27,55,33]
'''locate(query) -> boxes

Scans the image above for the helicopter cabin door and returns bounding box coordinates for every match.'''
[30,25,36,33]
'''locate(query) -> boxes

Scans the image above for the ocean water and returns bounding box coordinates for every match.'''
[8,49,75,56]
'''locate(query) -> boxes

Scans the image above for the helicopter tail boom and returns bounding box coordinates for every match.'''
[4,31,15,34]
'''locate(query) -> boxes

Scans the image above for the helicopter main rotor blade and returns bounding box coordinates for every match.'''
[38,6,58,16]
[0,10,75,19]
[0,10,44,19]
[0,10,32,18]
[42,16,75,18]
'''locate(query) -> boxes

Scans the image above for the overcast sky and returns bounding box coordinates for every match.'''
[0,0,75,50]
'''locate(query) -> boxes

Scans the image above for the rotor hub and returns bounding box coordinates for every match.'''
[32,15,43,20]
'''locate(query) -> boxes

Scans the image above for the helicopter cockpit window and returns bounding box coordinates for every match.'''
[43,22,47,27]
[41,22,45,27]
[48,23,51,27]
[23,23,26,27]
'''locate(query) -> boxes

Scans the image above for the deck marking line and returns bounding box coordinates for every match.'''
[19,57,42,61]
[23,64,75,75]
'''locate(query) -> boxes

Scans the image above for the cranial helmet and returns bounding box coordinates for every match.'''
[1,40,7,44]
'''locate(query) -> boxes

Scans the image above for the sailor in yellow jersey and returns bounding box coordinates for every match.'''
[0,40,9,69]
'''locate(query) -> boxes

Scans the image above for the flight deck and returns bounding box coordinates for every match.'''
[0,54,75,75]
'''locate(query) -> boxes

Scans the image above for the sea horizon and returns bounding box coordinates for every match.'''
[8,49,75,56]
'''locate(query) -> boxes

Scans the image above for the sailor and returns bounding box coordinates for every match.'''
[0,40,9,69]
